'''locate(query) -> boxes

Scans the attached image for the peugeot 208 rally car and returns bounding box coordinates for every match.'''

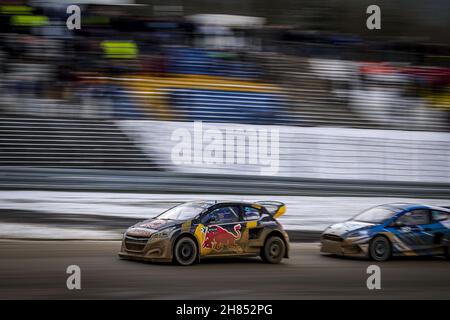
[119,200,289,265]
[321,203,450,261]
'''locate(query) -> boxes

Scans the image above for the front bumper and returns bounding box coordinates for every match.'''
[320,236,369,258]
[118,235,173,262]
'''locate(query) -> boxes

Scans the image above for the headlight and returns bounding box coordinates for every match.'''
[151,227,175,240]
[347,230,369,238]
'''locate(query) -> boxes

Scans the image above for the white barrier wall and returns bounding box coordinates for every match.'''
[119,120,450,183]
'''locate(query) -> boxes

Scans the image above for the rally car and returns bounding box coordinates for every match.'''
[321,203,450,261]
[119,200,289,265]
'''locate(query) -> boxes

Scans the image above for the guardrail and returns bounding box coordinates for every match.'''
[2,167,450,198]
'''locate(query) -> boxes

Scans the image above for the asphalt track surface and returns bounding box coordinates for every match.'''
[1,240,449,299]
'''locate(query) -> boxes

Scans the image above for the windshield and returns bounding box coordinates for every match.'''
[352,206,397,224]
[157,203,208,220]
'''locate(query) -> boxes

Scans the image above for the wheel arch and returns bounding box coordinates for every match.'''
[264,230,289,258]
[371,233,392,244]
[172,232,201,262]
[369,233,393,260]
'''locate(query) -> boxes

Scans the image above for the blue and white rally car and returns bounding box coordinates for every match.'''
[321,203,450,261]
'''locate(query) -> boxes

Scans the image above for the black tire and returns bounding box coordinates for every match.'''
[173,237,198,266]
[369,236,392,262]
[445,245,450,260]
[261,236,286,264]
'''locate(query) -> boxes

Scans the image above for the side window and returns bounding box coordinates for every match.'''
[202,206,240,224]
[431,210,449,222]
[243,206,260,221]
[397,210,430,226]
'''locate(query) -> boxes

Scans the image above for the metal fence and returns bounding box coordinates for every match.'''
[2,167,450,199]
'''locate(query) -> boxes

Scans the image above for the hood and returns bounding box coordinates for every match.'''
[324,221,375,237]
[126,219,180,237]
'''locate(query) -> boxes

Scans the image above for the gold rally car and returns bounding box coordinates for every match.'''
[119,200,289,265]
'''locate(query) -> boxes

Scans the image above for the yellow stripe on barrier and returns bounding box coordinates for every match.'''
[101,41,138,59]
[11,15,48,27]
[83,74,282,120]
[1,5,32,15]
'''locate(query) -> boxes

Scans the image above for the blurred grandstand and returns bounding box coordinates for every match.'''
[0,0,449,190]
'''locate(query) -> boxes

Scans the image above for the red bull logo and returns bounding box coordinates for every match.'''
[202,224,242,251]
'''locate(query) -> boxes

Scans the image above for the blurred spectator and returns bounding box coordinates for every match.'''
[0,3,448,130]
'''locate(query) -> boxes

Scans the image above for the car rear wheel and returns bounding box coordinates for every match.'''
[261,236,285,264]
[369,236,392,262]
[173,237,198,266]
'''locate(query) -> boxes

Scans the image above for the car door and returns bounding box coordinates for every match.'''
[241,205,265,254]
[392,209,435,253]
[429,210,450,254]
[199,205,245,255]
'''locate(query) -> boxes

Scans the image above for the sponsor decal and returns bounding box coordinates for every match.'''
[181,221,192,232]
[127,228,153,237]
[140,219,167,229]
[400,226,412,233]
[201,224,242,252]
[247,220,258,229]
[381,231,417,256]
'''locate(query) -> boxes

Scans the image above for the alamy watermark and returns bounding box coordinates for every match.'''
[65,5,380,32]
[66,5,81,30]
[366,5,381,30]
[366,265,381,290]
[66,265,81,290]
[170,121,279,175]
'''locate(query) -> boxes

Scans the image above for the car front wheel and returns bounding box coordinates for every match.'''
[369,236,392,262]
[173,237,198,266]
[261,236,285,264]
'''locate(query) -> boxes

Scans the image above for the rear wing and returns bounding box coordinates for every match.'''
[255,201,286,219]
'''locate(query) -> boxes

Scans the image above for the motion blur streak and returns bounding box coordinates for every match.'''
[0,0,449,299]
[2,190,450,239]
